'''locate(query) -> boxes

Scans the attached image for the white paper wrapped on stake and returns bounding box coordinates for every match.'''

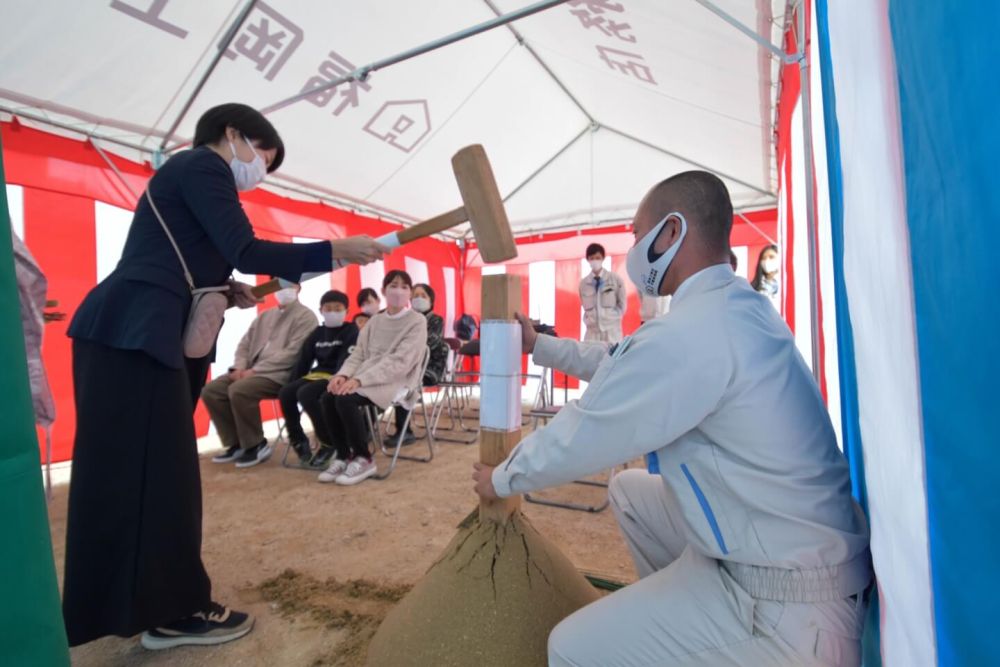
[480,375,521,431]
[480,321,521,377]
[278,231,401,288]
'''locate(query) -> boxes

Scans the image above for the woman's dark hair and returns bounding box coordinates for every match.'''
[413,283,436,307]
[751,244,779,291]
[383,270,413,289]
[356,287,379,307]
[193,103,285,173]
[585,243,606,259]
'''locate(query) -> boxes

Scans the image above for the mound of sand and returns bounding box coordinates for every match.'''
[366,511,600,666]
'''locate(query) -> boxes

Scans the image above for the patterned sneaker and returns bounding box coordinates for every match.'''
[312,446,335,468]
[290,438,313,463]
[334,457,378,486]
[235,441,273,469]
[317,458,348,483]
[211,445,241,463]
[140,602,254,650]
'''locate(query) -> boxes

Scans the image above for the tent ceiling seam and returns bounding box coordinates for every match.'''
[502,123,591,204]
[481,0,595,123]
[158,0,260,151]
[601,124,774,198]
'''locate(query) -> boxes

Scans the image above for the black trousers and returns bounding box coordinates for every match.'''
[63,340,211,646]
[320,392,375,461]
[278,378,330,445]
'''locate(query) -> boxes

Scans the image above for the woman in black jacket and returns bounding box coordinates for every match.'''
[63,104,387,650]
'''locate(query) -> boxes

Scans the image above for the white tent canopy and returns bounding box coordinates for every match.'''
[0,0,788,237]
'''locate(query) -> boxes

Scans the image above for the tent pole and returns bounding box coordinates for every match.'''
[503,124,591,204]
[602,125,776,200]
[157,0,260,151]
[737,212,779,245]
[692,0,794,63]
[796,1,823,379]
[258,0,570,114]
[481,0,595,124]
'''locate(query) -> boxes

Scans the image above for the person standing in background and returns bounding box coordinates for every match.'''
[751,244,781,310]
[579,243,626,342]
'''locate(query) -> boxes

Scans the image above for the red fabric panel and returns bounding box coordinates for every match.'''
[24,190,96,463]
[553,259,581,389]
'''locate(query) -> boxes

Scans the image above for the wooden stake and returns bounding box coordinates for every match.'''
[480,274,522,523]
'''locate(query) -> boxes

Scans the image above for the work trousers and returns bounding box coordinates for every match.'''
[320,392,376,461]
[548,469,867,666]
[278,378,331,445]
[201,374,283,449]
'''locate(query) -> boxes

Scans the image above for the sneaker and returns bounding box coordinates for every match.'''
[140,602,254,650]
[312,446,335,468]
[290,439,313,463]
[211,445,242,463]
[387,430,417,448]
[335,457,378,486]
[317,458,349,483]
[234,442,273,469]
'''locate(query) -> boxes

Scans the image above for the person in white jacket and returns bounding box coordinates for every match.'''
[473,171,872,666]
[579,243,626,342]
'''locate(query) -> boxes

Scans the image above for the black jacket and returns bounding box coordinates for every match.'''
[291,323,359,379]
[68,147,332,368]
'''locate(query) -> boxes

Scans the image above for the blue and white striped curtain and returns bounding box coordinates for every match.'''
[811,1,1000,665]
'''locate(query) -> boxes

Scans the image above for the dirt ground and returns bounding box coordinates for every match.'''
[47,418,637,667]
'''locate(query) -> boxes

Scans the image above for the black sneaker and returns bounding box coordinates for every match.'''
[234,441,273,469]
[312,446,335,468]
[290,439,313,463]
[211,445,241,463]
[387,430,417,449]
[140,602,254,650]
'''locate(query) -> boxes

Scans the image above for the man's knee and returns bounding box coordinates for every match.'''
[608,468,647,514]
[200,377,229,405]
[228,378,263,405]
[548,615,584,667]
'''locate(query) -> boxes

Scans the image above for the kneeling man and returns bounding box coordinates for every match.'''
[473,171,871,666]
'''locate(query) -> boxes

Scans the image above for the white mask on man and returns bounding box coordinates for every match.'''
[589,259,604,273]
[274,288,298,306]
[228,135,267,192]
[762,258,780,275]
[412,297,432,313]
[626,212,688,297]
[323,310,346,328]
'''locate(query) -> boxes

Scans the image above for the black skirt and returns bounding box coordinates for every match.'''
[62,339,211,646]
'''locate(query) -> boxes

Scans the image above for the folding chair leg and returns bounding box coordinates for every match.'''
[373,400,435,481]
[524,468,615,513]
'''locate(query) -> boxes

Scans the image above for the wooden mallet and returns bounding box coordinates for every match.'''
[250,144,517,298]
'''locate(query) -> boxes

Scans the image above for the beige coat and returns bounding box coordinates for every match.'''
[232,300,317,384]
[338,308,427,409]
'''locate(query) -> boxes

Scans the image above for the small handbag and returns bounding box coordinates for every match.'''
[145,189,230,359]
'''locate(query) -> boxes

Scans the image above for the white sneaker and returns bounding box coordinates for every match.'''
[334,457,377,486]
[317,458,348,483]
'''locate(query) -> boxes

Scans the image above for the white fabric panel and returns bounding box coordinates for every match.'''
[359,260,386,308]
[94,201,132,282]
[442,266,456,338]
[809,9,842,450]
[789,100,813,369]
[0,1,786,232]
[480,264,506,276]
[6,185,24,239]
[528,260,555,384]
[404,256,429,288]
[211,270,259,381]
[292,237,330,316]
[732,245,748,279]
[826,1,934,664]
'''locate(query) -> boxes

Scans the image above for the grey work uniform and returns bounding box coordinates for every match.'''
[579,268,626,343]
[493,264,872,666]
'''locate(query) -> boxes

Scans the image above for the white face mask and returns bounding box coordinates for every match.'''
[362,302,379,316]
[385,286,410,309]
[274,288,298,306]
[626,212,688,297]
[322,310,346,328]
[762,258,780,275]
[412,297,431,313]
[228,135,267,192]
[588,259,604,273]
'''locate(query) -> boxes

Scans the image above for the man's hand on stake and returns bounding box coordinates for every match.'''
[472,462,499,501]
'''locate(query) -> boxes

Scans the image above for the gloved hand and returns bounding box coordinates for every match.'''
[227,280,263,309]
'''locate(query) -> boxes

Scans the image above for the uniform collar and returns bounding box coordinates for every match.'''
[670,263,735,306]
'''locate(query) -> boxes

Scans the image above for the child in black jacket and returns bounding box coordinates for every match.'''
[278,290,358,462]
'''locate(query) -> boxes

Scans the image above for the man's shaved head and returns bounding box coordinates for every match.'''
[639,171,733,252]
